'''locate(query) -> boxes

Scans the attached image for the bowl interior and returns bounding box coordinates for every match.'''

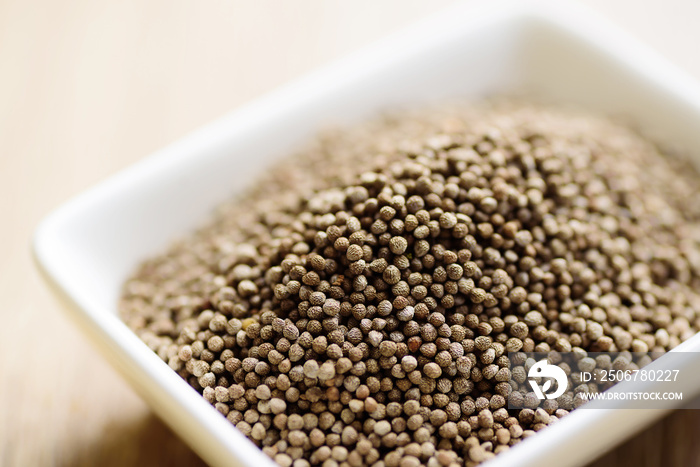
[40,5,700,318]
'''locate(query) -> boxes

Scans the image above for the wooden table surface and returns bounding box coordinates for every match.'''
[2,1,700,465]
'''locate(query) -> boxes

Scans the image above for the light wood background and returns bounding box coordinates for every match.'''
[2,1,700,465]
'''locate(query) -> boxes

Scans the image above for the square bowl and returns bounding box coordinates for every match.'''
[33,1,700,466]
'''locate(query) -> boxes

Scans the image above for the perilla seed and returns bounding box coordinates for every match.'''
[122,102,700,467]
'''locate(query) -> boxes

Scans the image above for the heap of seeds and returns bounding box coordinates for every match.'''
[120,102,700,466]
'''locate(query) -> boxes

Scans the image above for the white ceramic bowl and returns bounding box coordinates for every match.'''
[33,1,700,466]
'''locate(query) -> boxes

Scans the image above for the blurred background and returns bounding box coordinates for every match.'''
[2,0,700,465]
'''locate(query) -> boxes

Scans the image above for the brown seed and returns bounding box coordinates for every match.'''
[389,236,408,255]
[122,102,700,466]
[423,362,442,379]
[374,420,392,436]
[346,244,363,262]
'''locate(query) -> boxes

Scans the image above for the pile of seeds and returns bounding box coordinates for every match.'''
[120,102,700,466]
